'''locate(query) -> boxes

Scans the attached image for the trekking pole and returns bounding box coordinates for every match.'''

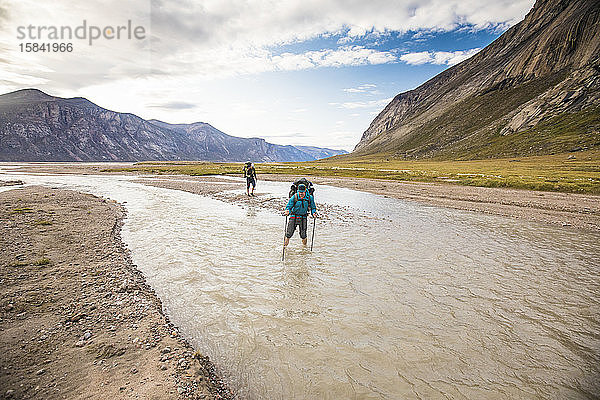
[310,215,316,251]
[282,214,288,261]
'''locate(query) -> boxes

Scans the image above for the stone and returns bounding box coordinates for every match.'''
[117,282,129,293]
[67,313,86,323]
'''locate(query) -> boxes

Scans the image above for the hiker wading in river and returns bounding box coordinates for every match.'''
[243,161,257,196]
[284,183,317,247]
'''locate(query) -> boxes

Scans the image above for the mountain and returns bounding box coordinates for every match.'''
[147,120,347,162]
[354,0,600,159]
[0,89,346,162]
[0,89,211,162]
[294,145,349,160]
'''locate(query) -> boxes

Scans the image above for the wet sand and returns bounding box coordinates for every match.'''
[132,177,342,223]
[133,173,600,232]
[260,174,600,231]
[0,185,233,399]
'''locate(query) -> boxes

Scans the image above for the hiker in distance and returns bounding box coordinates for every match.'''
[284,182,317,247]
[243,161,257,196]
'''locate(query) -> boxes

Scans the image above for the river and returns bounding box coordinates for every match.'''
[1,165,599,399]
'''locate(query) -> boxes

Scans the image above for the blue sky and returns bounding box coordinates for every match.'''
[0,0,535,151]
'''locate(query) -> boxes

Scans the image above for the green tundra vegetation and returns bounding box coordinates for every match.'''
[108,148,600,195]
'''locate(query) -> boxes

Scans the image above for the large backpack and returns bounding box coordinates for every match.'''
[288,178,315,198]
[243,162,255,178]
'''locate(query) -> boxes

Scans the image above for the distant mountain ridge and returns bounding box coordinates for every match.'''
[147,120,345,162]
[0,89,346,162]
[353,0,600,159]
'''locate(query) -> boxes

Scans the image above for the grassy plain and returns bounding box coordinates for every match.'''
[107,150,600,194]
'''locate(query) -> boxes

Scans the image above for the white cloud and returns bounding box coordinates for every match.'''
[0,66,49,86]
[343,88,365,93]
[272,46,396,72]
[0,0,152,92]
[155,46,398,80]
[330,98,392,109]
[432,49,482,65]
[400,48,481,66]
[399,51,434,65]
[343,83,378,93]
[0,0,533,87]
[183,0,531,48]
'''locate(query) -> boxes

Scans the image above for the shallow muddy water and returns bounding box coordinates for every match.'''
[2,167,599,399]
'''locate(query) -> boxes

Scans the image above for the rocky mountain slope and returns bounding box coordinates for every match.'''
[0,89,346,162]
[354,0,600,159]
[147,120,346,162]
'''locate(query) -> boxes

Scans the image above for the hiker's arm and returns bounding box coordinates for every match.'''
[284,197,294,214]
[310,196,317,216]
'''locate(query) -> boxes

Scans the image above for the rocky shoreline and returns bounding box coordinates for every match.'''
[0,186,234,399]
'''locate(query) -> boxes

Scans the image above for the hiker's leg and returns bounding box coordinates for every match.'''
[285,217,296,246]
[299,217,308,245]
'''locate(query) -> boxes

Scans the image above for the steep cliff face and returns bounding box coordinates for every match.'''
[355,0,600,159]
[0,90,205,161]
[0,90,346,162]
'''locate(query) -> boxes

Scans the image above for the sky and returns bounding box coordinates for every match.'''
[0,0,535,151]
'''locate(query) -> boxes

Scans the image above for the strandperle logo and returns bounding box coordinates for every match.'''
[16,20,146,45]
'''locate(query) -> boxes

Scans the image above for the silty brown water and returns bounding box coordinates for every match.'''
[1,169,599,399]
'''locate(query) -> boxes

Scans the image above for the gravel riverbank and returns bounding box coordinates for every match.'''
[0,186,233,399]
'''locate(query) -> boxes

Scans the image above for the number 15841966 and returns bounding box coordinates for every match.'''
[19,43,73,52]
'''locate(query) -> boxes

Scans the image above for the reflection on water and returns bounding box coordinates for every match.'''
[1,167,599,399]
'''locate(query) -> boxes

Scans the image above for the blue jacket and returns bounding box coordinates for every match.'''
[286,193,316,216]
